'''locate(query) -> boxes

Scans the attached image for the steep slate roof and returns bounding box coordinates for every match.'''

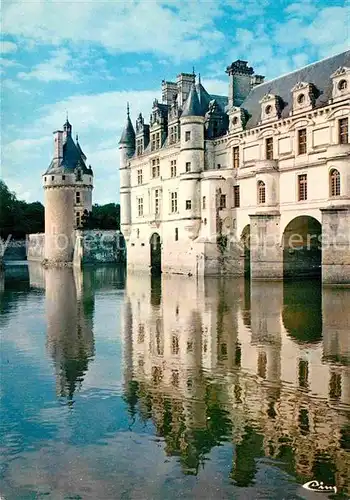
[209,94,228,113]
[119,113,136,145]
[181,84,203,117]
[242,50,350,129]
[45,127,92,175]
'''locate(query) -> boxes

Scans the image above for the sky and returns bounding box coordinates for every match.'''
[1,0,349,205]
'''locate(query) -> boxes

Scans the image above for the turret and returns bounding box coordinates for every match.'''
[179,83,204,240]
[43,118,93,263]
[119,104,135,240]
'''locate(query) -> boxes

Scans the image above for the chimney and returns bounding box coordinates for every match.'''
[226,60,257,108]
[176,73,195,108]
[53,130,63,160]
[162,80,178,105]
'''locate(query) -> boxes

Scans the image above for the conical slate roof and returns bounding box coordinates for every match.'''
[195,82,212,114]
[181,84,203,117]
[119,107,136,145]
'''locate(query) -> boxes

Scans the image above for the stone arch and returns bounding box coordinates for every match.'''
[282,216,322,279]
[240,224,251,277]
[150,232,161,276]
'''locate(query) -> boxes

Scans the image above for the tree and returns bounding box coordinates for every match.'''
[0,180,44,239]
[81,203,120,230]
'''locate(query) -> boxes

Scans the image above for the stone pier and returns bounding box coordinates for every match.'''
[321,206,350,285]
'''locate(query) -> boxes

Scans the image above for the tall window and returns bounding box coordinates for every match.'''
[169,125,178,144]
[156,132,160,149]
[151,132,161,151]
[171,192,178,213]
[137,169,143,185]
[172,335,179,355]
[339,117,348,144]
[154,190,160,215]
[298,174,307,201]
[76,212,81,227]
[233,146,239,168]
[152,158,160,178]
[202,196,206,209]
[233,185,240,207]
[186,200,192,210]
[298,128,307,155]
[136,138,143,155]
[175,228,178,241]
[138,197,143,216]
[76,191,81,204]
[185,131,191,142]
[257,181,266,204]
[330,169,341,197]
[219,194,226,209]
[170,160,177,177]
[185,162,191,172]
[265,137,273,160]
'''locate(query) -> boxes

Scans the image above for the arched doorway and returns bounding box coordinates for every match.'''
[241,225,251,278]
[150,233,161,276]
[283,216,321,279]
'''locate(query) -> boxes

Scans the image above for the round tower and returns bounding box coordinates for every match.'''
[179,83,205,239]
[43,118,94,263]
[119,104,135,240]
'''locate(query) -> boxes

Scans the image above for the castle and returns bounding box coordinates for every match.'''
[119,51,350,283]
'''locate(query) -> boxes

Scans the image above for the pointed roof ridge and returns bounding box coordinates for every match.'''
[76,133,87,160]
[181,83,203,117]
[119,103,136,145]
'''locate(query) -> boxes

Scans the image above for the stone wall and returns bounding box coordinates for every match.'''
[27,230,126,267]
[27,234,45,261]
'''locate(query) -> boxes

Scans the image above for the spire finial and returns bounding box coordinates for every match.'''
[76,133,79,142]
[127,102,130,117]
[66,111,69,122]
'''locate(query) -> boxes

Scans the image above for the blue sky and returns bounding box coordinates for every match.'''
[1,0,349,204]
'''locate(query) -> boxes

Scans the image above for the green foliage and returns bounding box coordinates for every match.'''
[81,203,120,230]
[0,180,44,239]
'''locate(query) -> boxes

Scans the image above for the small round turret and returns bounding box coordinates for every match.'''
[119,104,136,239]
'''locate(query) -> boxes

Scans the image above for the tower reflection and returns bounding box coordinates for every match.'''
[122,274,350,493]
[44,267,95,402]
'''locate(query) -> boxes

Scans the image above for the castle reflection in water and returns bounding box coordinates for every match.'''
[28,264,350,493]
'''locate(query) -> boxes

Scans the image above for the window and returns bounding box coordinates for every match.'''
[186,200,192,210]
[136,228,140,238]
[265,137,273,160]
[169,125,178,144]
[154,189,160,215]
[51,176,55,181]
[339,117,348,144]
[297,93,305,104]
[76,191,81,204]
[185,131,191,141]
[329,371,342,400]
[171,370,179,387]
[298,174,307,201]
[298,359,309,389]
[76,170,82,181]
[233,185,240,207]
[151,158,160,178]
[172,335,179,355]
[138,197,143,216]
[219,194,226,209]
[62,175,66,180]
[137,169,143,185]
[185,162,191,172]
[257,181,266,204]
[265,105,272,115]
[170,159,177,177]
[76,212,81,227]
[171,192,178,213]
[233,146,239,168]
[175,228,178,241]
[338,79,347,91]
[44,177,47,182]
[156,132,160,149]
[202,196,206,209]
[151,134,156,151]
[330,169,341,197]
[136,138,143,155]
[298,128,307,155]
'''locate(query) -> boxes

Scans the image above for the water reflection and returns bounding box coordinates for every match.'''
[123,274,350,494]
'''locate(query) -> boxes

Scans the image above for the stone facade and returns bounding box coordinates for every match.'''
[120,51,350,284]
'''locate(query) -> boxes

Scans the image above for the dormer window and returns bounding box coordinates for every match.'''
[228,107,247,132]
[259,94,282,122]
[331,67,350,101]
[291,82,317,113]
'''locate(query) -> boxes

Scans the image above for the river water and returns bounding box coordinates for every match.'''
[1,263,349,499]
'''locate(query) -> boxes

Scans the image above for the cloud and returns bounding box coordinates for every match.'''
[0,57,22,68]
[17,48,80,82]
[2,0,226,61]
[1,40,17,53]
